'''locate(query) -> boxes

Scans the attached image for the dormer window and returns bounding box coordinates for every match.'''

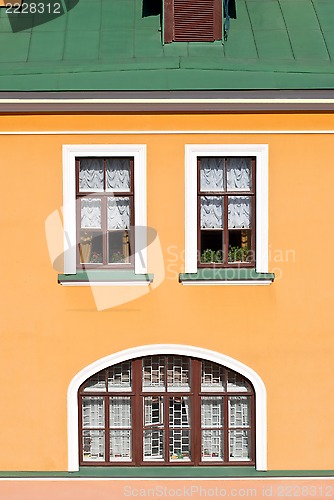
[163,0,236,44]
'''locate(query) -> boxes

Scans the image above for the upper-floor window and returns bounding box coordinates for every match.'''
[198,156,255,267]
[163,0,236,44]
[184,144,269,277]
[62,144,147,277]
[76,157,134,269]
[78,355,255,466]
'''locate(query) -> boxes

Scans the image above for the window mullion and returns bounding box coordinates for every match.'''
[191,359,201,465]
[105,395,110,463]
[223,193,228,265]
[164,357,169,464]
[224,369,229,463]
[223,158,228,266]
[132,359,142,465]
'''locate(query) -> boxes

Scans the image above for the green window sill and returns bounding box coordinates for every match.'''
[58,270,154,286]
[2,467,334,478]
[179,269,275,285]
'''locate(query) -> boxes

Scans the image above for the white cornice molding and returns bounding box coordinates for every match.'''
[0,129,333,135]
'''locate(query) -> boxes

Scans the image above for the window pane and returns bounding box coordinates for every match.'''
[108,362,131,391]
[79,159,104,192]
[229,430,251,461]
[201,361,226,391]
[169,430,191,461]
[110,430,132,461]
[200,196,224,229]
[142,356,166,391]
[81,198,102,229]
[200,157,225,192]
[108,230,131,264]
[82,397,105,428]
[201,397,224,428]
[228,196,251,229]
[167,356,190,392]
[227,371,252,392]
[109,397,131,428]
[144,396,164,427]
[143,430,164,461]
[228,397,251,428]
[169,397,191,428]
[108,197,130,230]
[228,229,251,263]
[82,370,106,392]
[202,430,224,461]
[200,230,223,264]
[82,430,105,461]
[106,158,131,192]
[227,158,252,191]
[79,230,103,264]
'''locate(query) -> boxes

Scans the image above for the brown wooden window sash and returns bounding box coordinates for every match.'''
[197,156,256,269]
[75,157,134,270]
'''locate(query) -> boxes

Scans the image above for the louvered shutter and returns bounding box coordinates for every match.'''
[164,0,222,43]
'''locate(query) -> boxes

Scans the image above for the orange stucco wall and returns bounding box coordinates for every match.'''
[1,111,334,471]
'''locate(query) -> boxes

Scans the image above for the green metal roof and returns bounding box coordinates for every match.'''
[1,0,334,91]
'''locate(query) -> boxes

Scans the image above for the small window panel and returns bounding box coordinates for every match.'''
[78,357,254,466]
[62,144,147,279]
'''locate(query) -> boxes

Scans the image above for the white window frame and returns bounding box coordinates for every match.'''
[185,144,269,274]
[62,144,147,275]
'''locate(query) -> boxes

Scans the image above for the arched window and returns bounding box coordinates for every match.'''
[78,355,255,466]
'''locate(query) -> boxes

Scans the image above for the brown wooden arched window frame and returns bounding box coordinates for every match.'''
[78,355,255,466]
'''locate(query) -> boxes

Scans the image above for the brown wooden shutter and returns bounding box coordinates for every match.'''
[164,0,222,43]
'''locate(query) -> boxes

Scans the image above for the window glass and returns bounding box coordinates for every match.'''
[79,159,104,192]
[142,356,166,391]
[76,157,133,269]
[106,158,130,192]
[198,157,255,268]
[108,362,132,391]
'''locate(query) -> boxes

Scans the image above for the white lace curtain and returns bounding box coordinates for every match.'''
[228,197,251,229]
[200,157,251,192]
[80,197,130,229]
[200,158,224,191]
[108,197,130,229]
[81,198,101,228]
[227,158,251,191]
[200,196,251,229]
[228,397,251,460]
[106,159,130,191]
[82,397,104,428]
[201,196,224,229]
[109,397,131,428]
[79,158,130,192]
[79,159,104,192]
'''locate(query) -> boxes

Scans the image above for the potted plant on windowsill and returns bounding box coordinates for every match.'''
[90,251,103,263]
[110,252,126,263]
[200,249,223,264]
[228,246,249,263]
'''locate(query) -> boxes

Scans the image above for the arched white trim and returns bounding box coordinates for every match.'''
[67,345,267,472]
